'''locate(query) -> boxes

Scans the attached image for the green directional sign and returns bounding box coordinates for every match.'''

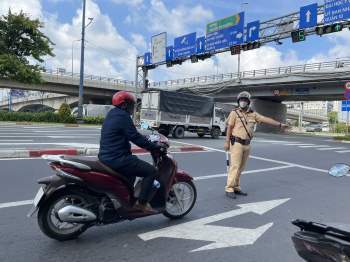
[207,14,241,34]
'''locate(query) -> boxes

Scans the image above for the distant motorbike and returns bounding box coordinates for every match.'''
[28,132,197,241]
[292,163,350,262]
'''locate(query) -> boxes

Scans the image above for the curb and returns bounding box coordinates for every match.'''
[0,145,206,159]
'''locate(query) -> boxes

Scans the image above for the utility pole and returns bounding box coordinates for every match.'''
[77,0,87,122]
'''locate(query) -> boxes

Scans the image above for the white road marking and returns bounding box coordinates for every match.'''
[298,145,330,148]
[0,200,33,209]
[335,150,350,153]
[288,144,314,146]
[139,198,290,252]
[194,165,294,181]
[317,147,346,151]
[0,140,33,142]
[171,140,329,174]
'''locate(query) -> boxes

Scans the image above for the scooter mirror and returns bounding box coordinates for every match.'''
[328,164,350,177]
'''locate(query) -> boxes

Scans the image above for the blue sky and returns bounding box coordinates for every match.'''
[2,0,350,81]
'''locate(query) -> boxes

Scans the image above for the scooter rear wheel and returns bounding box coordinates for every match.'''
[37,189,91,241]
[163,181,197,219]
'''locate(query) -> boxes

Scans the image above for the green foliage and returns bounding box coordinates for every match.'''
[0,10,54,83]
[58,103,71,122]
[328,111,338,125]
[0,111,103,125]
[0,111,75,123]
[334,122,349,133]
[83,116,105,125]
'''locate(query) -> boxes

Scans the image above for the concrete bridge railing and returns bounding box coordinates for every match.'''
[150,59,350,89]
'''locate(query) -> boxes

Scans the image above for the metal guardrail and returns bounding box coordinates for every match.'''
[41,68,135,87]
[150,59,350,88]
[287,109,327,119]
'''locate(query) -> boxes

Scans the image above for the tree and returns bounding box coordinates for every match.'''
[58,103,71,122]
[328,111,338,125]
[0,10,54,83]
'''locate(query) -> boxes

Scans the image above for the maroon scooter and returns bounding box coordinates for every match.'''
[28,133,197,241]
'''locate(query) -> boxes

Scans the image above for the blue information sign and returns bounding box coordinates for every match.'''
[324,0,350,24]
[206,12,245,51]
[166,46,174,61]
[174,32,197,59]
[144,52,151,65]
[196,37,206,54]
[246,20,260,42]
[10,90,24,97]
[342,100,350,111]
[299,3,318,29]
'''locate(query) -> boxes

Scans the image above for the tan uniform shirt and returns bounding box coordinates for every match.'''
[227,109,268,140]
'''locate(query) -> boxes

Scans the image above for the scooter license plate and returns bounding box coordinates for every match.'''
[33,187,45,207]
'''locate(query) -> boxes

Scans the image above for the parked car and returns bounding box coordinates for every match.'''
[305,124,322,132]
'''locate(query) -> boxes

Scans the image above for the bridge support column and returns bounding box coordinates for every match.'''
[251,99,286,133]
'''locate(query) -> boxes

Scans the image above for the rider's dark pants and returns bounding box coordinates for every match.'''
[111,158,157,203]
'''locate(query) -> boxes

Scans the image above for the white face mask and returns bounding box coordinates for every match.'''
[239,101,249,109]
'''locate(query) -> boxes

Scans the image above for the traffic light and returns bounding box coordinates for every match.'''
[291,30,306,43]
[197,53,212,61]
[144,79,149,89]
[190,55,198,63]
[315,23,343,35]
[230,45,241,55]
[242,41,261,51]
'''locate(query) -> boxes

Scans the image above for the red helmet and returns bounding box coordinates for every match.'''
[112,91,136,106]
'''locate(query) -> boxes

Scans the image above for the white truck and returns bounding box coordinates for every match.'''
[71,104,114,118]
[140,90,233,139]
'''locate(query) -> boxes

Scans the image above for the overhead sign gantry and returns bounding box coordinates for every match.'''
[135,0,350,90]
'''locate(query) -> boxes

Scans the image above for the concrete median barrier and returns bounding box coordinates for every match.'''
[0,145,206,159]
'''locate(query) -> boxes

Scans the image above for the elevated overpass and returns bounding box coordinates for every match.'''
[148,59,349,131]
[0,93,327,124]
[0,69,135,104]
[151,59,350,102]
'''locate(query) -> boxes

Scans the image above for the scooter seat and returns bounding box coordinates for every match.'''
[63,156,128,182]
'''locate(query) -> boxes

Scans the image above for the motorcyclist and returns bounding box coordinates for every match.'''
[98,91,161,213]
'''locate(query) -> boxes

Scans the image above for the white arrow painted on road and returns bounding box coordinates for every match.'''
[306,10,311,23]
[139,198,290,252]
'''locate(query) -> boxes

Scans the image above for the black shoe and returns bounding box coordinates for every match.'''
[234,190,248,196]
[225,192,237,199]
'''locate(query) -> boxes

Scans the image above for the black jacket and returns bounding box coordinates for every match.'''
[98,107,158,168]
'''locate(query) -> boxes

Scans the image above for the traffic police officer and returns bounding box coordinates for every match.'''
[224,91,288,199]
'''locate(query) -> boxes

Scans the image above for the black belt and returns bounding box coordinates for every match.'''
[231,136,251,146]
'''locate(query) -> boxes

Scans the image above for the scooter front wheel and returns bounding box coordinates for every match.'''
[163,181,197,219]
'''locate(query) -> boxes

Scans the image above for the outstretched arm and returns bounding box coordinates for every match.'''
[257,113,288,130]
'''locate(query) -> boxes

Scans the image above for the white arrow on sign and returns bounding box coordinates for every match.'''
[249,26,257,37]
[236,32,243,39]
[138,198,290,252]
[306,10,311,23]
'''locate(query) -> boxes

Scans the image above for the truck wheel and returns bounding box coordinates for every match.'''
[197,133,205,138]
[172,126,185,139]
[159,128,170,137]
[211,127,221,139]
